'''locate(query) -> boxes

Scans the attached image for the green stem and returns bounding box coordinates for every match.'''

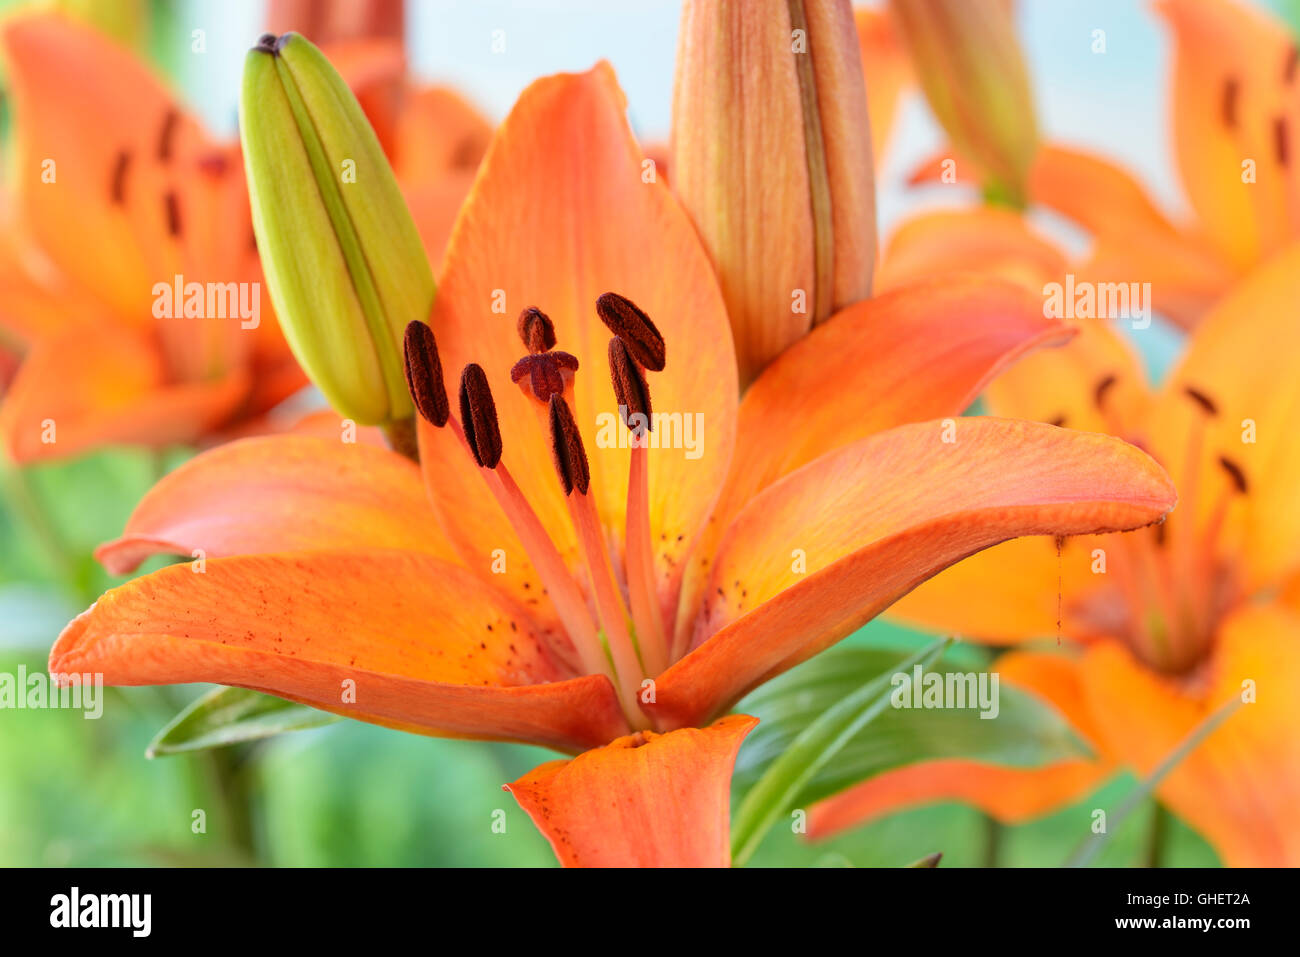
[0,457,79,589]
[1145,801,1171,868]
[982,814,1004,868]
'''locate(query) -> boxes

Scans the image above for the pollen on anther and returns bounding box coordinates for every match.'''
[595,292,666,371]
[548,395,590,495]
[460,363,503,469]
[110,151,131,205]
[403,321,450,427]
[608,337,652,434]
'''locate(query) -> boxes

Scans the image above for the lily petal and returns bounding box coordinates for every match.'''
[2,15,219,324]
[1081,602,1300,866]
[0,325,247,463]
[1155,0,1300,269]
[95,435,457,574]
[651,418,1175,730]
[51,550,628,752]
[876,206,1067,291]
[505,714,757,866]
[856,5,912,163]
[1149,241,1300,590]
[807,652,1109,839]
[1029,144,1238,328]
[675,276,1073,643]
[421,63,736,614]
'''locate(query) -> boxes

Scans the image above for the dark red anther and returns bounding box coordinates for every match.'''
[158,108,179,163]
[595,292,665,371]
[548,395,590,496]
[608,337,652,435]
[518,307,557,354]
[460,364,503,468]
[1183,386,1219,416]
[1222,77,1238,128]
[163,191,182,238]
[1218,456,1248,495]
[110,151,130,205]
[403,321,450,427]
[1094,374,1118,410]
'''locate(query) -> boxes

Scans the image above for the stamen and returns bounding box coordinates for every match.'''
[610,336,667,674]
[1221,77,1238,128]
[110,151,130,205]
[1217,455,1248,494]
[1183,386,1219,417]
[402,320,450,427]
[163,191,182,238]
[1093,374,1118,410]
[517,306,556,353]
[1288,45,1299,84]
[547,394,590,495]
[459,364,503,468]
[1275,116,1290,168]
[158,108,179,163]
[608,337,652,433]
[595,292,666,371]
[510,351,578,403]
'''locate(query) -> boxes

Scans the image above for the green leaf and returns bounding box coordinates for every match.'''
[731,639,949,867]
[734,644,1091,807]
[147,686,340,757]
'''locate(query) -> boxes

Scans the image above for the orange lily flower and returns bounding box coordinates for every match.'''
[807,237,1300,867]
[50,62,1175,867]
[0,13,488,464]
[0,14,306,463]
[909,0,1297,328]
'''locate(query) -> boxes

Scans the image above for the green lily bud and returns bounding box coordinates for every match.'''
[239,32,431,425]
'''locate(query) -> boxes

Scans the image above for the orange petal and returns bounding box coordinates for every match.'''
[422,63,737,616]
[856,5,912,163]
[505,714,757,866]
[1155,0,1300,269]
[0,325,247,463]
[402,171,476,272]
[887,535,1096,643]
[650,417,1175,730]
[876,206,1067,292]
[394,86,493,186]
[1081,602,1300,866]
[984,316,1149,436]
[1,15,229,327]
[807,651,1110,838]
[51,550,629,752]
[675,274,1073,642]
[1028,144,1238,328]
[95,434,457,575]
[1148,241,1300,590]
